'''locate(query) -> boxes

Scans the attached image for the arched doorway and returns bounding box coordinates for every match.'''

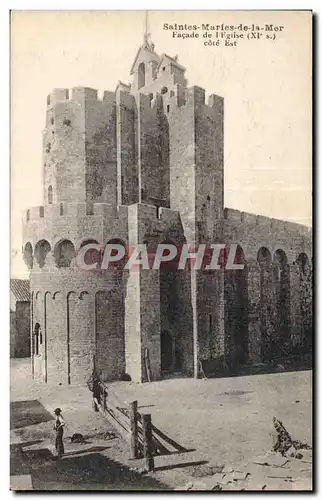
[161,330,173,373]
[273,249,290,357]
[296,253,312,355]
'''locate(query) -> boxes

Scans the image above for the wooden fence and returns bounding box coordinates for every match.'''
[94,381,188,471]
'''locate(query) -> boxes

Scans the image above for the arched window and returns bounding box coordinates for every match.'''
[297,252,310,275]
[34,240,51,268]
[257,247,271,268]
[138,62,145,89]
[54,240,75,268]
[79,239,101,268]
[23,242,33,269]
[48,186,53,204]
[60,203,64,216]
[103,239,127,270]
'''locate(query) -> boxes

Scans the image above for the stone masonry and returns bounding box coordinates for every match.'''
[22,36,312,385]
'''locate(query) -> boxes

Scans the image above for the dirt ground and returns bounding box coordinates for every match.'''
[10,359,312,490]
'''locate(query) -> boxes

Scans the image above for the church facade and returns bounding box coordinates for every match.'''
[22,37,312,385]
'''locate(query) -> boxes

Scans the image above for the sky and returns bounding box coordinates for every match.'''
[10,10,312,277]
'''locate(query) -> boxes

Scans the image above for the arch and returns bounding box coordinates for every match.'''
[53,291,62,300]
[257,247,272,267]
[44,291,51,383]
[23,242,33,269]
[274,249,288,267]
[79,239,101,268]
[34,239,51,268]
[138,62,145,89]
[48,185,53,204]
[296,252,312,354]
[54,239,75,268]
[297,252,310,275]
[103,238,127,270]
[67,291,78,385]
[79,291,90,300]
[273,249,290,353]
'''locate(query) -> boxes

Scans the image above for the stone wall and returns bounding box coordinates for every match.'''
[10,302,30,358]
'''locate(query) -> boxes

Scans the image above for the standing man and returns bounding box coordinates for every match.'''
[53,408,65,458]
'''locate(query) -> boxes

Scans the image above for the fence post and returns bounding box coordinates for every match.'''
[142,413,154,472]
[129,400,138,459]
[103,388,107,412]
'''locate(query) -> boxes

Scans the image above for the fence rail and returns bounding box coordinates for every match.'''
[94,380,188,471]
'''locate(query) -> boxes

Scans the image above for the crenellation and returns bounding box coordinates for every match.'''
[25,36,312,386]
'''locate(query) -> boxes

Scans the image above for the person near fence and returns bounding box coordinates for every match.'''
[53,408,65,458]
[87,369,103,412]
[92,375,102,412]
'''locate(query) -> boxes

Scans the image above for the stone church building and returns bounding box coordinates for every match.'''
[22,36,312,385]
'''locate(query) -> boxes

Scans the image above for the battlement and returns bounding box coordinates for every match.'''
[135,203,181,224]
[22,202,130,260]
[223,207,311,236]
[47,87,116,108]
[127,203,185,246]
[23,202,127,224]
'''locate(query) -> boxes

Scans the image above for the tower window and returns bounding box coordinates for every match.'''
[47,95,51,106]
[161,86,168,95]
[60,203,64,216]
[138,62,145,89]
[170,90,175,97]
[39,206,44,218]
[50,117,54,125]
[162,66,166,71]
[48,186,53,204]
[167,105,170,113]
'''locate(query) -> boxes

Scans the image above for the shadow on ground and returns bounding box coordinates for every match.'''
[10,442,171,491]
[11,400,54,429]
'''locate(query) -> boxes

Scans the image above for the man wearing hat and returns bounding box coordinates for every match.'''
[53,408,65,458]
